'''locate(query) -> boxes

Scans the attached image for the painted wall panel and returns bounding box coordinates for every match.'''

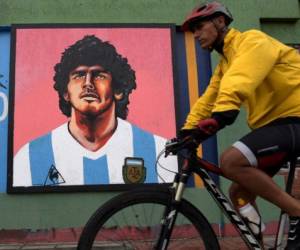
[0,28,10,192]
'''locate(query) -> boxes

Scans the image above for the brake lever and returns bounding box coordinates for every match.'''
[165,136,195,156]
[165,138,179,156]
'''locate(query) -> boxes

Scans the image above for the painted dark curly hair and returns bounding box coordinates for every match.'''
[53,35,136,119]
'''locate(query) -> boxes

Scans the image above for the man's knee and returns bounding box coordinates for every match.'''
[220,148,238,177]
[220,147,251,178]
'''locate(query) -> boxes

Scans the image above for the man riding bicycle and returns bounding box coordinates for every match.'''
[181,1,300,249]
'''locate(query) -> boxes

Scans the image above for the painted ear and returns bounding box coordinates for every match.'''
[114,92,123,100]
[63,92,70,102]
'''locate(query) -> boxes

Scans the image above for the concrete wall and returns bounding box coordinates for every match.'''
[0,0,299,233]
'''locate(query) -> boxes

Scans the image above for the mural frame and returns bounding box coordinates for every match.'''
[7,23,180,193]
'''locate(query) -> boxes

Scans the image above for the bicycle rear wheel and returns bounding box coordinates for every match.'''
[78,187,219,250]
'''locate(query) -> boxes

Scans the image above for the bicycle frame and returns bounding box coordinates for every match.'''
[195,156,298,250]
[193,157,263,250]
[158,153,264,250]
[274,158,297,249]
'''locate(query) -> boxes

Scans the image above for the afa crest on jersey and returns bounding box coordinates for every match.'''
[122,157,146,184]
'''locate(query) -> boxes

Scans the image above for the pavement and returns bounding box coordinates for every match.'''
[0,235,279,250]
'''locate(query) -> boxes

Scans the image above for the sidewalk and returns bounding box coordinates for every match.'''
[0,225,283,250]
[219,235,276,249]
[0,243,77,250]
[0,235,278,250]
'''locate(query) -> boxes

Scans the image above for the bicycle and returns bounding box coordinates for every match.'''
[77,135,298,250]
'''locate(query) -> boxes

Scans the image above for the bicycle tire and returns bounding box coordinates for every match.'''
[78,187,220,250]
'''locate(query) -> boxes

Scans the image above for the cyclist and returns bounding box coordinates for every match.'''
[181,1,300,249]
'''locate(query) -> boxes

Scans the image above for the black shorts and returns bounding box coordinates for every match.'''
[232,117,300,176]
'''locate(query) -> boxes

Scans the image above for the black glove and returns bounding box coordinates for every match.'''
[178,128,210,144]
[177,129,203,151]
[179,118,219,143]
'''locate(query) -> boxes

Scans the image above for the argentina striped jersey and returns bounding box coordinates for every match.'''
[13,118,178,187]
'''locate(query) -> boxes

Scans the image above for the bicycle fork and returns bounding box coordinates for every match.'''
[154,172,189,250]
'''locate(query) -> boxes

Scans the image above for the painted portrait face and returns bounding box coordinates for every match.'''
[64,65,115,117]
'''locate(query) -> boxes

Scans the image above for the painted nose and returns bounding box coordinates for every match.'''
[83,73,95,90]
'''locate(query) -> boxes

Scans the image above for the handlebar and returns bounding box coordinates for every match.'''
[165,136,200,156]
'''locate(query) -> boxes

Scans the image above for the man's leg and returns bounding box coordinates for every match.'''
[223,121,300,249]
[229,182,256,207]
[229,181,266,244]
[220,146,300,217]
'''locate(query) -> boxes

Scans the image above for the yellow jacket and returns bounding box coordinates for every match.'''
[183,28,300,130]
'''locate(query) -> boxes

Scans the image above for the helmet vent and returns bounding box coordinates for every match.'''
[181,1,233,31]
[197,5,207,12]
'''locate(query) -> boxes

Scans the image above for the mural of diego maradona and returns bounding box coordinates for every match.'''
[13,35,177,187]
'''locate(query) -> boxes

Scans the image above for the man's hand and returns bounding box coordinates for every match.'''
[197,118,219,135]
[179,118,219,145]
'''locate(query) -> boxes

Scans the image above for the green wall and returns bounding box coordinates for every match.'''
[0,0,299,230]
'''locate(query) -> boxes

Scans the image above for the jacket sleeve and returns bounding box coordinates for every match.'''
[212,31,280,113]
[183,64,222,129]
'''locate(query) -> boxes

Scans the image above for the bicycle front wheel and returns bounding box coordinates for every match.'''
[78,187,219,250]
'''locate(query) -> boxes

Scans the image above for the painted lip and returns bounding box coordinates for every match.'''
[80,92,100,100]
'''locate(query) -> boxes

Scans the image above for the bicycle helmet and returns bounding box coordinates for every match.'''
[182,1,233,32]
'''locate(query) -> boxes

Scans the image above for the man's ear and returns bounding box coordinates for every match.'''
[63,92,70,102]
[216,15,226,26]
[114,92,123,100]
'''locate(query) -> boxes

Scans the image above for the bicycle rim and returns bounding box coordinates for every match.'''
[78,188,219,250]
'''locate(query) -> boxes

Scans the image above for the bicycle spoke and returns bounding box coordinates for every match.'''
[91,202,207,249]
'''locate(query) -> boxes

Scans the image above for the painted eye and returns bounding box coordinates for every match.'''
[72,71,85,80]
[96,74,106,79]
[94,71,110,80]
